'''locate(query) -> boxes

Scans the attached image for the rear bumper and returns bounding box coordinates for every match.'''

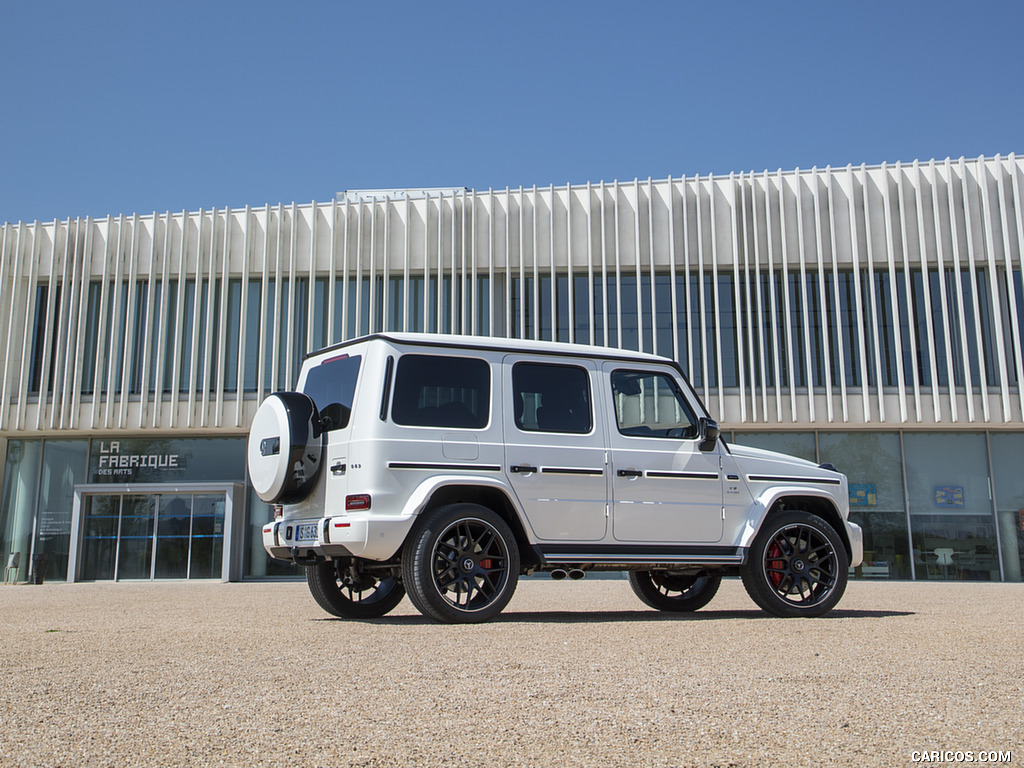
[262,514,414,563]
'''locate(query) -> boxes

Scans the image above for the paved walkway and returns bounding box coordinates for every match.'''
[1,579,1020,767]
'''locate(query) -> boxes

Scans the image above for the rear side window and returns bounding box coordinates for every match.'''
[512,362,592,434]
[392,354,490,429]
[302,354,361,431]
[610,369,697,438]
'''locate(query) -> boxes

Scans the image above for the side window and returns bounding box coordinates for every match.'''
[302,354,361,431]
[512,362,592,434]
[391,354,490,429]
[610,369,697,438]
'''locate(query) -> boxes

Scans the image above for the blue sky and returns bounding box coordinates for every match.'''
[1,1,1021,225]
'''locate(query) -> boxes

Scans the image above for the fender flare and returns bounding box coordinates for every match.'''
[738,485,850,551]
[400,474,538,542]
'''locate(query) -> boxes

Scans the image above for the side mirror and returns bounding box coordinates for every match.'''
[698,417,720,452]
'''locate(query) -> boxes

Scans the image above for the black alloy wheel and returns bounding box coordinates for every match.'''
[740,510,849,617]
[628,569,722,612]
[402,503,520,623]
[306,559,406,619]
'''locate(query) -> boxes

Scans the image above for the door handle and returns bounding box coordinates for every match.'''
[617,469,643,478]
[331,462,346,476]
[510,464,538,474]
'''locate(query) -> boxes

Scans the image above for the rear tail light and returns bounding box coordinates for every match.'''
[345,494,371,511]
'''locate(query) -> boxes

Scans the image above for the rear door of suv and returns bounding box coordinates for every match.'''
[502,355,607,541]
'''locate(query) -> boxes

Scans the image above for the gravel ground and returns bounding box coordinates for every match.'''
[1,578,1021,768]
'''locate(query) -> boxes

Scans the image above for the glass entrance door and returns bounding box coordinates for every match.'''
[80,495,119,581]
[188,494,225,579]
[155,495,192,578]
[80,492,226,580]
[117,495,156,579]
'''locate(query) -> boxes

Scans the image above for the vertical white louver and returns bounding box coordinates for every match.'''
[1,155,1021,434]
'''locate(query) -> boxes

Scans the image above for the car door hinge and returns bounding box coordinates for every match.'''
[605,503,610,518]
[722,506,726,520]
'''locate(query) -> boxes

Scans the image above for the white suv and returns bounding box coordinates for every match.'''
[248,333,863,623]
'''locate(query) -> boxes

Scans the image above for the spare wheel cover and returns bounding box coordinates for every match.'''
[247,392,323,503]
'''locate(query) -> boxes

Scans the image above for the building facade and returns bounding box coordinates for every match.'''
[1,154,1022,584]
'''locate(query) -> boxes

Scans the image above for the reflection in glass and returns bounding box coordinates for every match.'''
[904,433,999,581]
[80,496,119,581]
[990,433,1024,582]
[818,432,910,579]
[36,440,88,581]
[0,440,42,583]
[155,495,192,579]
[610,370,696,438]
[189,495,224,579]
[117,496,155,580]
[245,491,301,578]
[733,432,817,463]
[87,437,245,486]
[78,492,227,581]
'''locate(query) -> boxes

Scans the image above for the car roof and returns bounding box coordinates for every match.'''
[308,332,677,365]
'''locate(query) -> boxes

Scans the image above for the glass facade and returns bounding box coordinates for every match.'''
[728,430,1022,582]
[733,432,817,463]
[0,440,87,582]
[244,491,300,578]
[1,430,1021,582]
[819,433,910,579]
[904,433,1000,581]
[20,268,1024,408]
[989,433,1024,582]
[78,492,227,581]
[1,441,42,583]
[0,436,301,582]
[87,437,246,485]
[37,440,89,580]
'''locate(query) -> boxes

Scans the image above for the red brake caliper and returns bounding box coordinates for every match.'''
[767,542,784,588]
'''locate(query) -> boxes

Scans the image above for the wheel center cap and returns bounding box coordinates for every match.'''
[461,557,475,572]
[792,559,806,572]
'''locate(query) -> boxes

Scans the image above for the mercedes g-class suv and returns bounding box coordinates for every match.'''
[248,333,863,623]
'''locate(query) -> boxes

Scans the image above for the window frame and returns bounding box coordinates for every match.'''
[390,353,491,430]
[511,361,594,435]
[609,368,699,440]
[301,353,362,432]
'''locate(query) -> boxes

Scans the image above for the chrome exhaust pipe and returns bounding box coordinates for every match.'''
[550,568,568,580]
[568,569,586,580]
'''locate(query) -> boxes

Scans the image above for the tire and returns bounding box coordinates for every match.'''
[740,510,849,618]
[628,569,722,612]
[247,392,323,504]
[306,560,406,619]
[402,503,520,624]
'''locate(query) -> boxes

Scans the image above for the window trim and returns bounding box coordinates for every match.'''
[390,353,491,430]
[609,368,699,440]
[511,360,594,435]
[301,353,362,432]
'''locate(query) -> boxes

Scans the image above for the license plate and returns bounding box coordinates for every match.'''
[295,523,318,542]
